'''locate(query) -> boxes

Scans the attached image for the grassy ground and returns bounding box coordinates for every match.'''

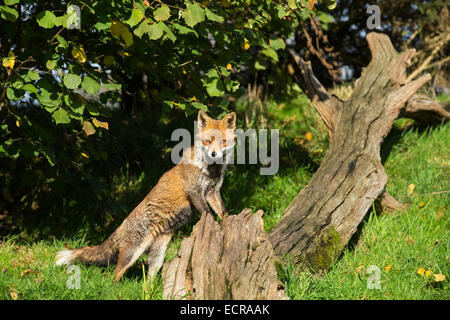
[0,92,448,300]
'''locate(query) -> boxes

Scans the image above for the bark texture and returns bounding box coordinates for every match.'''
[162,209,287,300]
[268,32,447,271]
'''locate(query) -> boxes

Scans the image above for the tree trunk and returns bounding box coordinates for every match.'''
[162,209,287,300]
[268,32,448,271]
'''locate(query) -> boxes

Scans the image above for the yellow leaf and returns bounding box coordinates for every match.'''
[385,265,392,272]
[81,152,89,159]
[72,45,87,63]
[10,291,18,300]
[110,20,125,38]
[425,270,432,278]
[110,21,133,47]
[2,51,15,69]
[418,201,426,208]
[433,274,446,282]
[407,183,415,195]
[305,132,313,141]
[241,38,250,51]
[104,56,115,66]
[192,96,198,102]
[118,50,131,57]
[182,68,187,75]
[121,29,134,47]
[15,120,20,127]
[226,63,232,71]
[92,118,109,130]
[308,0,318,10]
[417,268,425,276]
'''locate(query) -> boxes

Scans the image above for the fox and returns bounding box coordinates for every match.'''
[55,110,236,282]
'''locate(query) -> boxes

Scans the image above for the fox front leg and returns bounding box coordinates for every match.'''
[188,191,213,217]
[206,189,226,220]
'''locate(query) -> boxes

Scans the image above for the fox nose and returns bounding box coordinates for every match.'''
[211,151,217,157]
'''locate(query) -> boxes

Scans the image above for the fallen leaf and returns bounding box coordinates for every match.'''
[20,269,40,278]
[433,274,446,282]
[407,183,415,195]
[418,201,426,208]
[385,265,392,272]
[10,291,18,300]
[425,270,432,278]
[305,132,313,141]
[417,268,425,276]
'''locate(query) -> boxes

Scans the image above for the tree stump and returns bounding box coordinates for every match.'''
[162,209,287,300]
[268,32,448,271]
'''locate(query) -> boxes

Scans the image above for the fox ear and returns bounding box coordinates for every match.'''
[198,110,210,129]
[222,112,236,130]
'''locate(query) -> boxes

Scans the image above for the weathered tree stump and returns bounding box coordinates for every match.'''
[162,209,287,300]
[268,32,449,271]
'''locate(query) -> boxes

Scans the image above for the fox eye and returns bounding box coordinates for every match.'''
[222,139,227,146]
[203,139,211,145]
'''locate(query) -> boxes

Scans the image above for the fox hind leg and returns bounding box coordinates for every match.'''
[146,233,172,279]
[114,238,152,282]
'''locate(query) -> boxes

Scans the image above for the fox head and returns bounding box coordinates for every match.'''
[196,110,236,164]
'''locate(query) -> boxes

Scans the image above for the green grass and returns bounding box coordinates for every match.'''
[0,94,448,300]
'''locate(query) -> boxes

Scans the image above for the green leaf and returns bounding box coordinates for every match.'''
[205,78,225,97]
[22,83,38,94]
[159,22,177,43]
[191,101,208,111]
[183,3,205,28]
[147,22,163,40]
[261,48,279,62]
[27,70,39,81]
[0,5,18,21]
[36,10,56,28]
[81,76,101,95]
[52,108,70,124]
[270,38,286,50]
[205,7,224,23]
[5,0,20,5]
[173,23,196,36]
[276,4,288,19]
[287,0,297,9]
[63,73,82,89]
[134,20,151,38]
[126,8,144,27]
[46,59,57,70]
[6,87,23,100]
[254,60,267,70]
[154,4,170,22]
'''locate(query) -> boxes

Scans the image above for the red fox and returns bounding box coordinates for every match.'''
[55,110,236,282]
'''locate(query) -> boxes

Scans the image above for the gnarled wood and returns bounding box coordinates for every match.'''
[269,32,438,271]
[401,93,450,124]
[162,209,287,300]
